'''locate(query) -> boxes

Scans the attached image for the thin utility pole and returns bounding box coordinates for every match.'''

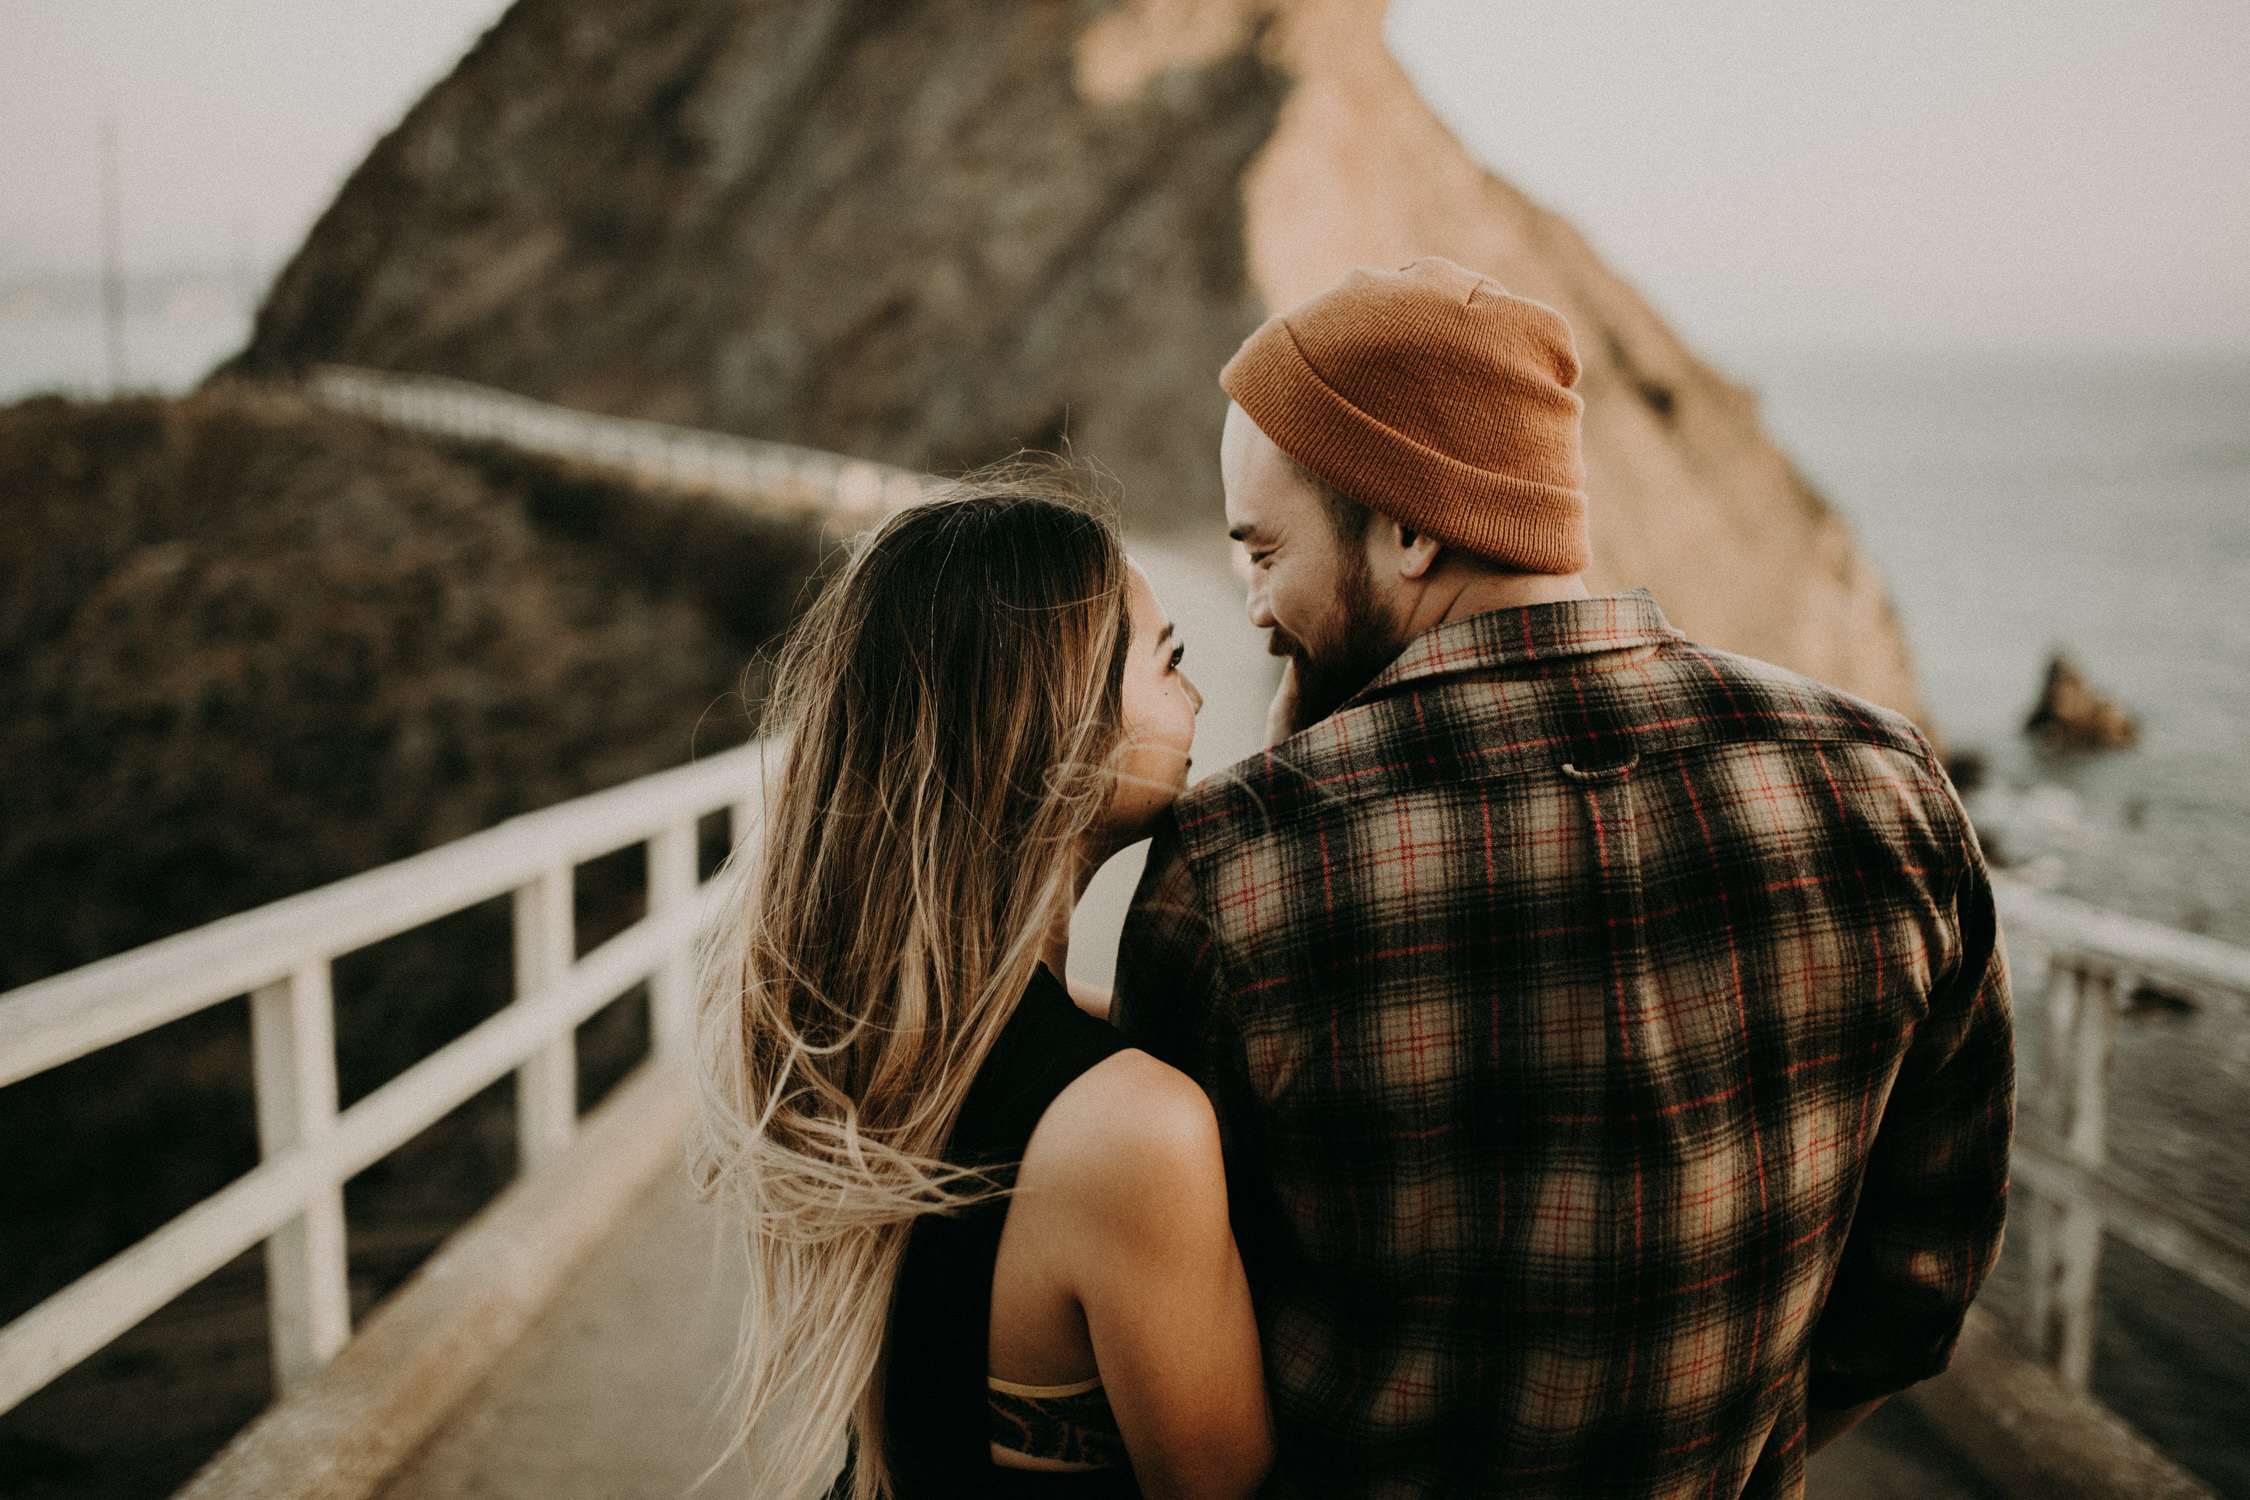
[99,116,127,394]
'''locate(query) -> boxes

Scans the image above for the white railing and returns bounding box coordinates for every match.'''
[304,365,937,521]
[1995,876,2250,1392]
[0,738,774,1414]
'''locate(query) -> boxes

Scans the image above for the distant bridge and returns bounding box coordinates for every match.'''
[1,372,2242,1500]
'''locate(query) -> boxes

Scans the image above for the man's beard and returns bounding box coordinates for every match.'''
[1269,549,1410,736]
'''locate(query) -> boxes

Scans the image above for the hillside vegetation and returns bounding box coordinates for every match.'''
[1,385,821,986]
[0,385,828,1498]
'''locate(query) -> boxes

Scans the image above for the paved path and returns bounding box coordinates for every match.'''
[379,544,1999,1499]
[378,1165,1996,1500]
[379,1167,752,1500]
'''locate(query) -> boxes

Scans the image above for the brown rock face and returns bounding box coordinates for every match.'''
[229,0,1925,722]
[228,0,1285,535]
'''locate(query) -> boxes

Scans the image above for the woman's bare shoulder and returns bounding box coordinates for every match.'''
[1018,1049,1223,1227]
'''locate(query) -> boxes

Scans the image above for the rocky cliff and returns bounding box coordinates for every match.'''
[229,0,1924,721]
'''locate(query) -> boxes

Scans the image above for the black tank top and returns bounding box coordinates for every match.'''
[880,965,1142,1499]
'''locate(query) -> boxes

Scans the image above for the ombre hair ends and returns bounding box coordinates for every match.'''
[689,464,1133,1499]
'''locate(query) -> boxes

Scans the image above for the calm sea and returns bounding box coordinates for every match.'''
[1725,344,2250,1496]
[1731,346,2250,944]
[8,312,2246,1491]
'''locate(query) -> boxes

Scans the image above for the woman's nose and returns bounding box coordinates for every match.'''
[1186,675,1205,714]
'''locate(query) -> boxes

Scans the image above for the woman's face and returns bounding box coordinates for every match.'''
[1099,562,1202,849]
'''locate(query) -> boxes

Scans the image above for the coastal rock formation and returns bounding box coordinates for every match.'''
[229,0,1924,722]
[2025,653,2138,752]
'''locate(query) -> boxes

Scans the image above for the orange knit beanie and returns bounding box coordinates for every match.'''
[1220,257,1591,573]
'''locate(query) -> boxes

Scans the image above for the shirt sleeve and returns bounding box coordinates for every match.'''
[1112,810,1226,1077]
[1808,799,2017,1408]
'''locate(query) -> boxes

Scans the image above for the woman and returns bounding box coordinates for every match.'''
[692,471,1272,1500]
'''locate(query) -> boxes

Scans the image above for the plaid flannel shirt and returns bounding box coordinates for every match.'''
[1114,590,2013,1500]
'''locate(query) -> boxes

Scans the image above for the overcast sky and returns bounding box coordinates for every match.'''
[3,0,2244,354]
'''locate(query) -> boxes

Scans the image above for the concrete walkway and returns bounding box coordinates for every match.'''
[377,1165,1996,1500]
[378,544,1999,1499]
[378,1168,751,1500]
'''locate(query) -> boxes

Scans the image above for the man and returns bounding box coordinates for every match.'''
[1113,258,2013,1499]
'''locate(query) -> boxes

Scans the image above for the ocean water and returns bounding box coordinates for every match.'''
[1725,345,2250,1496]
[1730,347,2250,944]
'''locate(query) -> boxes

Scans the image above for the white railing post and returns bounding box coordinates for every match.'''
[0,739,775,1421]
[2024,956,2118,1391]
[646,822,699,1061]
[513,864,578,1171]
[2022,959,2067,1366]
[250,963,351,1393]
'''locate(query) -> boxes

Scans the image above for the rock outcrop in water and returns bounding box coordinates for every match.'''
[228,0,1925,722]
[2025,653,2138,752]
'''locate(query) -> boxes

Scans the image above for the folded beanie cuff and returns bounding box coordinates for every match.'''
[1224,258,1593,575]
[1219,260,1593,576]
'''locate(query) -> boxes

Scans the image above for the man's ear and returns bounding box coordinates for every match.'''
[1393,522,1444,581]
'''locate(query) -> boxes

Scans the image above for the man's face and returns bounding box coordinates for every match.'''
[1222,403,1408,734]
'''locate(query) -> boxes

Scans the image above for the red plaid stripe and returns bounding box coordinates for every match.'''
[1116,590,2013,1500]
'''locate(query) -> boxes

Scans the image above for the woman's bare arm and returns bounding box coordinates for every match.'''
[1026,1052,1271,1499]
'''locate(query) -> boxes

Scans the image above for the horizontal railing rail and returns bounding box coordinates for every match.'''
[1993,876,2250,1392]
[1995,880,2250,1008]
[0,737,776,1415]
[303,364,938,522]
[0,743,769,1090]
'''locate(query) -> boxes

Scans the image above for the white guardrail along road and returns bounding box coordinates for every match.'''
[1,372,924,1424]
[1992,879,2250,1393]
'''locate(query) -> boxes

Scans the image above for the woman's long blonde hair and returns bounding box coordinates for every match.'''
[690,469,1134,1499]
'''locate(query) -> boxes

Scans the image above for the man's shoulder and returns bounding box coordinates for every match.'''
[1164,716,1386,868]
[1167,636,1938,867]
[1662,639,1936,765]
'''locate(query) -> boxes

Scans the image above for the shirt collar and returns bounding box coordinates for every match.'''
[1355,588,1681,701]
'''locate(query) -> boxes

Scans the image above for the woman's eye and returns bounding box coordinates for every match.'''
[1167,644,1186,672]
